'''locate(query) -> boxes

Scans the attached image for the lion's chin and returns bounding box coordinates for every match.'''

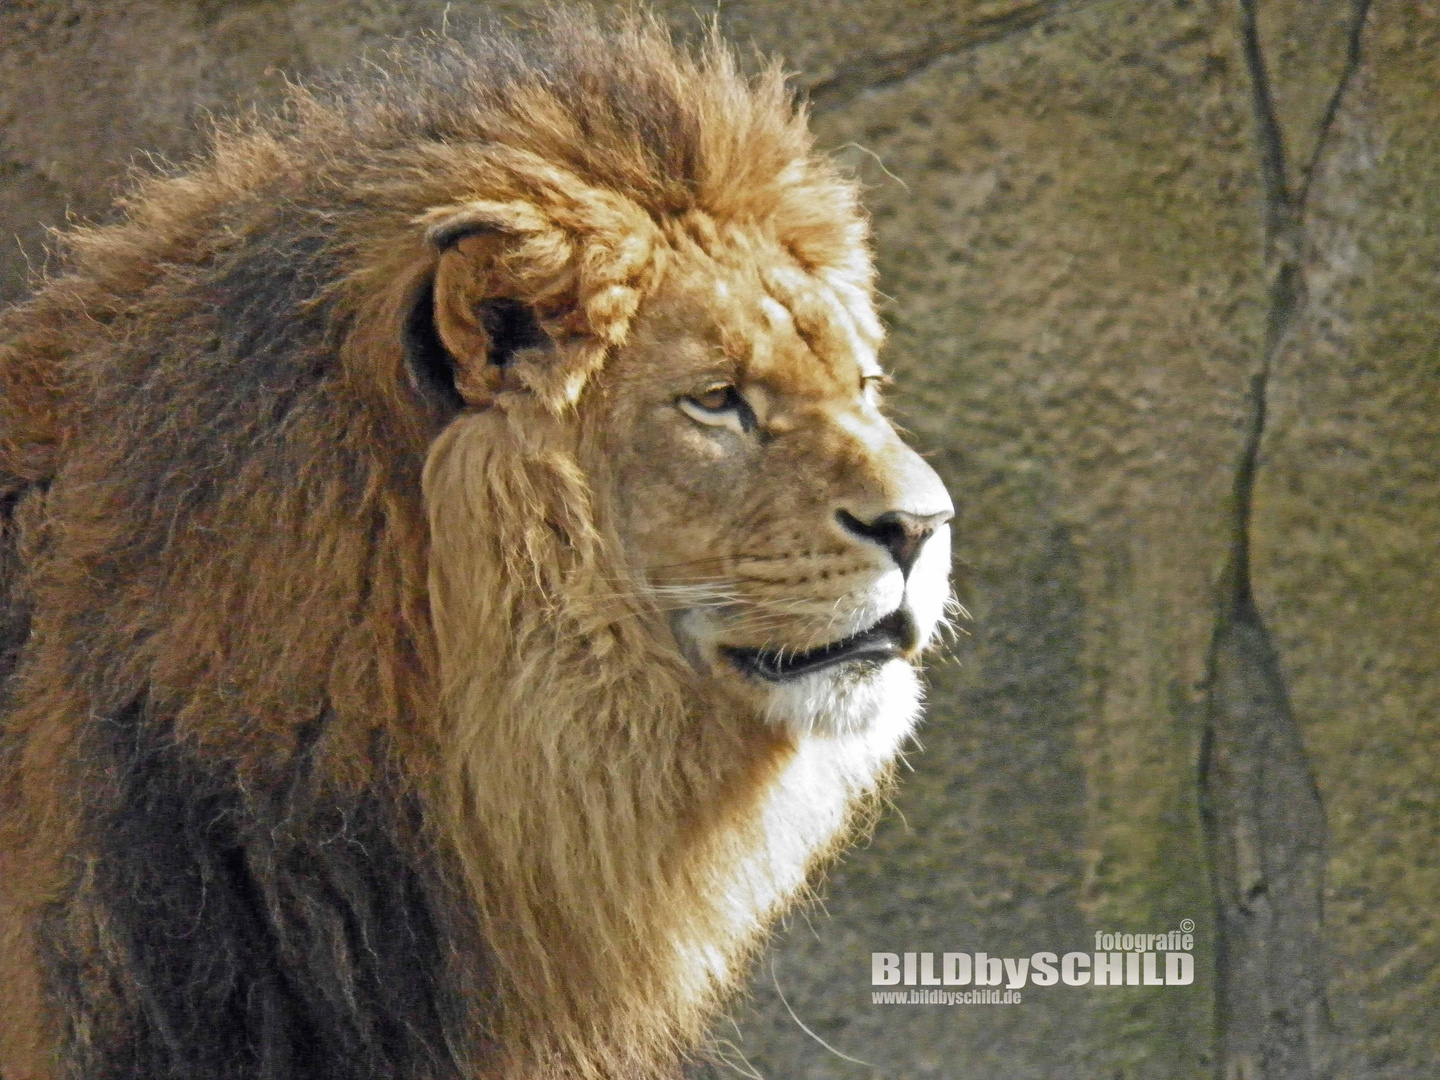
[761,656,924,740]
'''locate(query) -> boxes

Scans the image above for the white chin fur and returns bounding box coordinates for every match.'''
[763,658,923,740]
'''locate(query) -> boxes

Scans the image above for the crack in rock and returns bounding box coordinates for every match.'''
[1199,1,1372,1078]
[805,0,1083,113]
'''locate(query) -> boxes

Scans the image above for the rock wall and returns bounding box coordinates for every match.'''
[3,2,1435,1077]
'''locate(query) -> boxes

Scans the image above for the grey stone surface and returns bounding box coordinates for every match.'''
[3,2,1436,1077]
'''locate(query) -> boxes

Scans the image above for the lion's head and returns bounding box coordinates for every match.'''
[421,207,952,744]
[392,29,952,748]
[0,12,953,1080]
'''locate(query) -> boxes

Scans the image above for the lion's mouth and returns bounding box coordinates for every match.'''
[722,609,919,683]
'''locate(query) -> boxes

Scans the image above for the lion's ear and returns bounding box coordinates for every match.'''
[417,194,659,412]
[428,228,556,407]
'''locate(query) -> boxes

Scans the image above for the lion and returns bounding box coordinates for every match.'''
[0,12,953,1080]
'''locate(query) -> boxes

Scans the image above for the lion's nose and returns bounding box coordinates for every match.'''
[836,508,953,577]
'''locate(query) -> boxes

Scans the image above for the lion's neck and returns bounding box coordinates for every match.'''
[446,651,901,1078]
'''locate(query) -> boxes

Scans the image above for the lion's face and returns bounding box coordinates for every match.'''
[598,240,952,738]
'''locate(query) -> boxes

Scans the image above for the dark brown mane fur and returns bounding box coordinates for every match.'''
[0,11,873,1080]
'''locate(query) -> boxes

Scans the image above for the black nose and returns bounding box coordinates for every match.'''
[836,508,952,577]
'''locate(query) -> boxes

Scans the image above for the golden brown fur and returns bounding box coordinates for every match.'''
[0,11,951,1079]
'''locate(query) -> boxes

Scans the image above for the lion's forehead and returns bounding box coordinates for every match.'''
[656,239,882,400]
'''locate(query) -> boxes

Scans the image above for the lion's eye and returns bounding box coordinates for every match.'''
[677,384,757,435]
[692,386,734,410]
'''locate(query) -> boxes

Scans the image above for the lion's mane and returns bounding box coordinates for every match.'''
[0,13,896,1080]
